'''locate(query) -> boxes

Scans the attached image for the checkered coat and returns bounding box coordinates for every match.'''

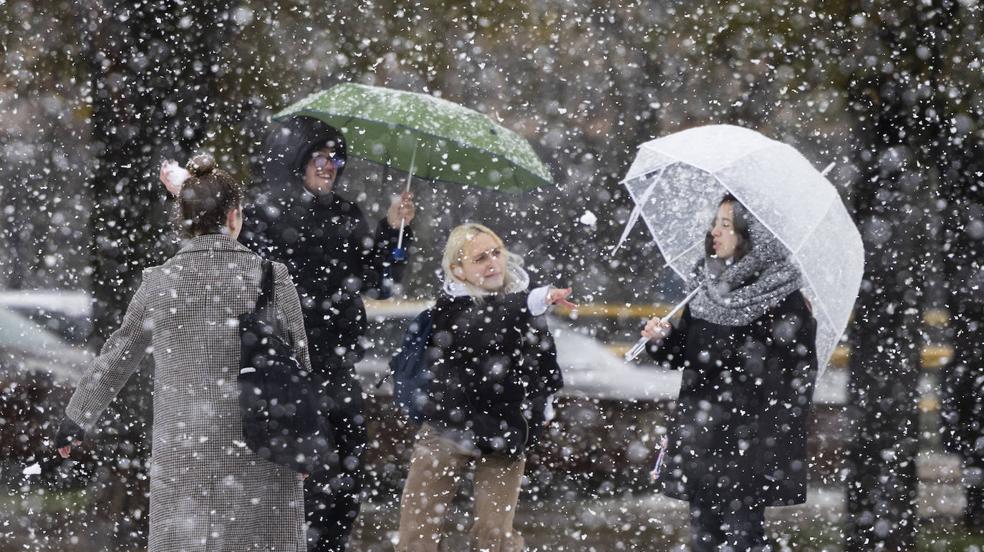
[66,234,311,552]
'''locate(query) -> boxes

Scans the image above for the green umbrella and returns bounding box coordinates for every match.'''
[273,83,553,192]
[274,84,554,259]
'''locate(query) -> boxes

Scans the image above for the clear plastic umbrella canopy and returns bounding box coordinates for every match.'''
[620,124,864,372]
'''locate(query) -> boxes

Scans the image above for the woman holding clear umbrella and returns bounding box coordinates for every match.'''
[641,194,818,551]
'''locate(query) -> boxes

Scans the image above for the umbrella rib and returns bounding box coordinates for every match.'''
[789,194,837,255]
[619,163,671,184]
[798,269,840,373]
[637,211,697,284]
[423,137,434,183]
[613,168,666,255]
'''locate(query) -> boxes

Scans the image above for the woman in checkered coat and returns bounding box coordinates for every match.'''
[56,155,310,551]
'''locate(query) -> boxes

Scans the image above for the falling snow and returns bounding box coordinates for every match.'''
[2,1,984,551]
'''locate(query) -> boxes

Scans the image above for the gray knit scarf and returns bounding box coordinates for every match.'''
[689,202,803,326]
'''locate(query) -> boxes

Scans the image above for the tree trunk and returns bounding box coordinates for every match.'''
[843,2,957,550]
[938,11,984,529]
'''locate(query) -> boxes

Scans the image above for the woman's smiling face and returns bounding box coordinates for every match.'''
[302,147,338,195]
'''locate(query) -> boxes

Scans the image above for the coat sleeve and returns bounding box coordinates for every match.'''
[239,202,278,260]
[761,299,818,408]
[526,310,564,398]
[645,306,691,370]
[357,213,414,300]
[271,261,312,374]
[65,270,155,430]
[523,311,563,447]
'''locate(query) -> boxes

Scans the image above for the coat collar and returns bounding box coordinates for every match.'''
[442,262,531,298]
[176,233,253,256]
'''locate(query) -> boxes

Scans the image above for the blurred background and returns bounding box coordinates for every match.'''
[2,1,984,550]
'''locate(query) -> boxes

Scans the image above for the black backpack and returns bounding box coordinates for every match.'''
[239,261,334,474]
[386,309,434,424]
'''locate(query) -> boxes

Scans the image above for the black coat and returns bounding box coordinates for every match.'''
[241,191,413,375]
[418,291,563,457]
[648,291,817,506]
[940,302,984,464]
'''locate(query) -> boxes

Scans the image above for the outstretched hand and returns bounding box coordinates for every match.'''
[160,160,189,197]
[57,440,80,459]
[547,287,576,309]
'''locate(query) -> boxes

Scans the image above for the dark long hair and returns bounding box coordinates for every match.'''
[704,193,752,260]
[172,153,243,238]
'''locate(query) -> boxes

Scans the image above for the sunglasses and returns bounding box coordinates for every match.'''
[311,152,345,171]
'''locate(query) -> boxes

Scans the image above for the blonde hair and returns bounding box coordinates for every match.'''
[442,223,523,297]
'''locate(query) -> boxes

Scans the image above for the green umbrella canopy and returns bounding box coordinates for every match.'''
[273,83,553,192]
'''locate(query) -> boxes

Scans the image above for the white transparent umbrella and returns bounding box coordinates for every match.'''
[617,125,864,373]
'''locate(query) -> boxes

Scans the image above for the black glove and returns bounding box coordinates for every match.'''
[55,418,84,448]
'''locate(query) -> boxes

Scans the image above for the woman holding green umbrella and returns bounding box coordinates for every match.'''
[247,84,555,551]
[241,115,416,552]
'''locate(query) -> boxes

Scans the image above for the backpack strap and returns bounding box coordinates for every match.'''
[256,260,275,313]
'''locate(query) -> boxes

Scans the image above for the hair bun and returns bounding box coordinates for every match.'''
[186,153,216,177]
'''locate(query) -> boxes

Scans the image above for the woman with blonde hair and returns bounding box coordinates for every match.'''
[396,223,574,551]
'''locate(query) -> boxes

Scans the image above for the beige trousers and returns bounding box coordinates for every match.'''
[396,424,526,552]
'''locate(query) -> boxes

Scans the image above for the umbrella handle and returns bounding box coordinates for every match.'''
[394,143,417,258]
[624,286,702,362]
[396,218,407,251]
[624,335,653,363]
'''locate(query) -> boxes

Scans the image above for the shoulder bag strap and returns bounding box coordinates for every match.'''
[256,260,276,314]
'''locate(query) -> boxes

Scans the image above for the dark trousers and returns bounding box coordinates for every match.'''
[965,459,984,531]
[305,461,363,552]
[304,352,367,552]
[690,500,769,552]
[969,486,984,530]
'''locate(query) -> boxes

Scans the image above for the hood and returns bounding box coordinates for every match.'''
[442,256,530,298]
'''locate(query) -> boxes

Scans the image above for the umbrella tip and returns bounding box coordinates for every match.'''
[820,161,836,176]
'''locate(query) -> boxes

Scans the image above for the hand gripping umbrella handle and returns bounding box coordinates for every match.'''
[396,171,412,250]
[394,144,417,257]
[624,286,702,362]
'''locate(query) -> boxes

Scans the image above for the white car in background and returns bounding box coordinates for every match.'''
[0,303,90,384]
[0,296,91,482]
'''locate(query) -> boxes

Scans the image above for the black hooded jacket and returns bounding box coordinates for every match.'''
[416,290,564,458]
[241,190,413,375]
